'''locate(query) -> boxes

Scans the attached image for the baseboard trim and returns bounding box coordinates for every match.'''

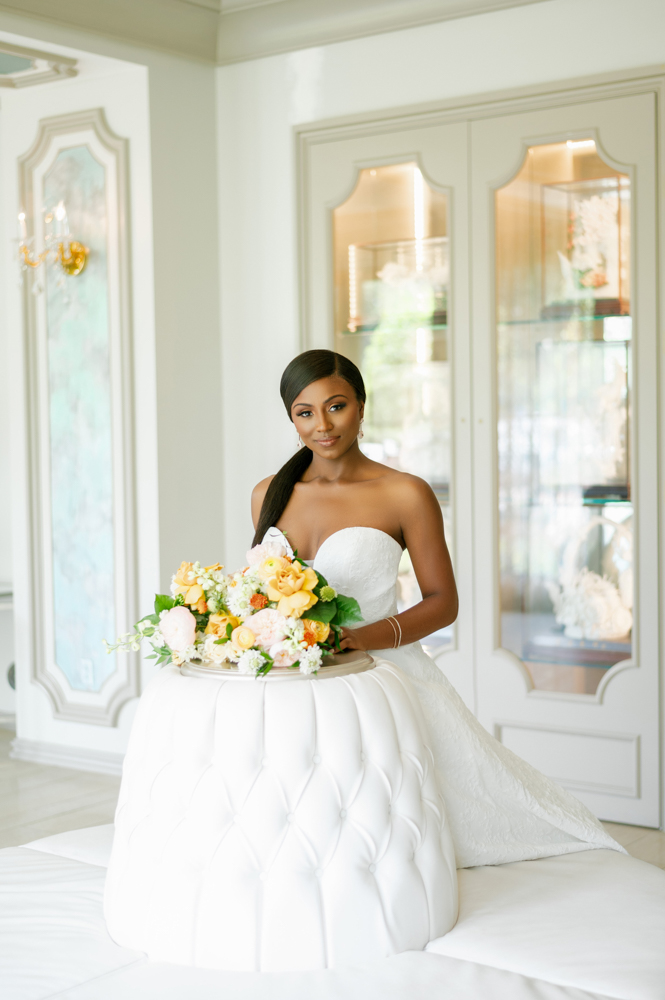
[10,737,124,776]
[0,711,16,730]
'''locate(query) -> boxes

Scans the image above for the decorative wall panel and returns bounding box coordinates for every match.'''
[20,109,137,725]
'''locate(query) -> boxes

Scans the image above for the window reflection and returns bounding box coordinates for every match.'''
[333,163,453,653]
[496,140,632,694]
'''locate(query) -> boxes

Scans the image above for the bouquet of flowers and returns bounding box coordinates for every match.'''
[104,536,362,677]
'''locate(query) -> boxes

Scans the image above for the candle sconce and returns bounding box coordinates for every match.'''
[18,201,88,277]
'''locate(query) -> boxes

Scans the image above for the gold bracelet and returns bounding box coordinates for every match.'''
[387,615,402,649]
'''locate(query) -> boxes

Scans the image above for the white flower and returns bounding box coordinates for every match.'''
[284,617,305,641]
[298,645,322,675]
[203,634,238,664]
[237,649,264,675]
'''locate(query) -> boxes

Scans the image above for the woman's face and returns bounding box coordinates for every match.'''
[291,375,364,461]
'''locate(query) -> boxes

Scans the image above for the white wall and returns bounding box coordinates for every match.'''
[0,17,221,759]
[216,0,665,569]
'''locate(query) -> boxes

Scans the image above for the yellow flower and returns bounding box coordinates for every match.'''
[266,563,319,619]
[302,619,330,645]
[172,561,208,613]
[204,562,224,574]
[231,625,256,651]
[205,613,241,636]
[256,555,290,581]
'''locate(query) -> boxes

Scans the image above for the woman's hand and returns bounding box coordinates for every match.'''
[338,627,368,651]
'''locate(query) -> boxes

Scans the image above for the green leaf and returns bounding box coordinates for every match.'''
[333,594,363,628]
[312,571,329,597]
[302,599,338,624]
[154,594,175,615]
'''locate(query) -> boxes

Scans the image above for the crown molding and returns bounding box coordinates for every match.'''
[0,0,549,65]
[215,0,549,64]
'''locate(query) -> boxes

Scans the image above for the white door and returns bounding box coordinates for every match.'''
[300,121,475,707]
[470,93,660,826]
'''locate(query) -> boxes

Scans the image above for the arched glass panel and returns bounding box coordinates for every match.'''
[333,163,452,653]
[496,139,632,694]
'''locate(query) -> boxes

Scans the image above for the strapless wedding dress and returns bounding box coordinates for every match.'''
[105,525,621,973]
[296,525,621,869]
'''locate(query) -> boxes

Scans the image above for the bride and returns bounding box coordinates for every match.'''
[104,347,621,972]
[251,348,619,869]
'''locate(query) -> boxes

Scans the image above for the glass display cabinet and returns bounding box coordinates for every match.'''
[496,139,633,694]
[333,162,453,653]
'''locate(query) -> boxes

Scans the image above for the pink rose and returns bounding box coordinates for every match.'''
[244,608,287,649]
[269,642,300,668]
[246,539,288,567]
[160,606,197,653]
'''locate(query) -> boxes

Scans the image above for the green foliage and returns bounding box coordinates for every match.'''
[154,594,175,615]
[303,600,338,624]
[333,594,363,628]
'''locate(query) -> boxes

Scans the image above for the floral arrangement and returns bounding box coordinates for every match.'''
[104,536,362,676]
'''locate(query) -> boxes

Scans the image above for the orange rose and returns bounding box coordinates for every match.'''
[231,625,256,651]
[301,619,330,645]
[205,613,241,637]
[172,561,208,613]
[265,563,319,619]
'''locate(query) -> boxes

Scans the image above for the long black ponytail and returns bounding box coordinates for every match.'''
[252,349,366,546]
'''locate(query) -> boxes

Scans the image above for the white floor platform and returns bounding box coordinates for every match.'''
[1,825,664,1000]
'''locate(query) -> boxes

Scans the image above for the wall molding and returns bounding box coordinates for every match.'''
[0,0,549,64]
[10,736,124,775]
[0,40,77,88]
[19,108,138,727]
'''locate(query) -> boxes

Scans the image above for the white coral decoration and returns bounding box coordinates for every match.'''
[548,568,632,640]
[298,645,323,675]
[237,649,264,675]
[547,517,633,641]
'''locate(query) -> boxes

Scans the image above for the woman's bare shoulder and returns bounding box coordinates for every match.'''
[374,468,438,504]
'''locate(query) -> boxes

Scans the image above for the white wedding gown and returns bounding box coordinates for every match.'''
[287,525,621,869]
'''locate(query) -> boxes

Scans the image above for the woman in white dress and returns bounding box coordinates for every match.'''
[251,348,619,869]
[105,348,621,972]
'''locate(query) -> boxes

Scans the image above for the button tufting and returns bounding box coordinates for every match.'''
[259,872,267,881]
[340,809,347,819]
[261,757,269,766]
[312,754,321,764]
[360,752,366,761]
[286,813,294,822]
[369,864,376,873]
[314,868,323,878]
[233,815,241,824]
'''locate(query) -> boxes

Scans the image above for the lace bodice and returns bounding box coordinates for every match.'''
[312,527,402,626]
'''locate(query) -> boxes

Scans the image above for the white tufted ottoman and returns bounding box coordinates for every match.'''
[104,658,458,972]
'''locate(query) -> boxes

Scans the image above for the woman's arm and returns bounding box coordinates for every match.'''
[339,477,458,651]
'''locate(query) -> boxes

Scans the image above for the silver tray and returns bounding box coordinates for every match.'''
[180,648,374,681]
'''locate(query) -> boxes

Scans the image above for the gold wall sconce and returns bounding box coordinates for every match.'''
[18,201,88,277]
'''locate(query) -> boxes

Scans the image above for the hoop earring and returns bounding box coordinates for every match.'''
[297,435,303,450]
[358,419,364,440]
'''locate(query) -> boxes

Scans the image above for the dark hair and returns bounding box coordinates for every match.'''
[252,349,366,546]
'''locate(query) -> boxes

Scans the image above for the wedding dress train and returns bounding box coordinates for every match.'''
[286,524,621,869]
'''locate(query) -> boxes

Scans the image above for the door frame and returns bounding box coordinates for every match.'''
[295,63,665,830]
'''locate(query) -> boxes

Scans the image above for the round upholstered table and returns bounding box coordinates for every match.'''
[104,654,458,972]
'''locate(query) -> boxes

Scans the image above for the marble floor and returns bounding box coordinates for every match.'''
[0,725,664,867]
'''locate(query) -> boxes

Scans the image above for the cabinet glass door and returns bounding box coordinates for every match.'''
[333,162,452,653]
[496,139,632,694]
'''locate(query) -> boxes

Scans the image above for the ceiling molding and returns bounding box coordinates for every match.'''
[0,0,549,65]
[215,0,550,64]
